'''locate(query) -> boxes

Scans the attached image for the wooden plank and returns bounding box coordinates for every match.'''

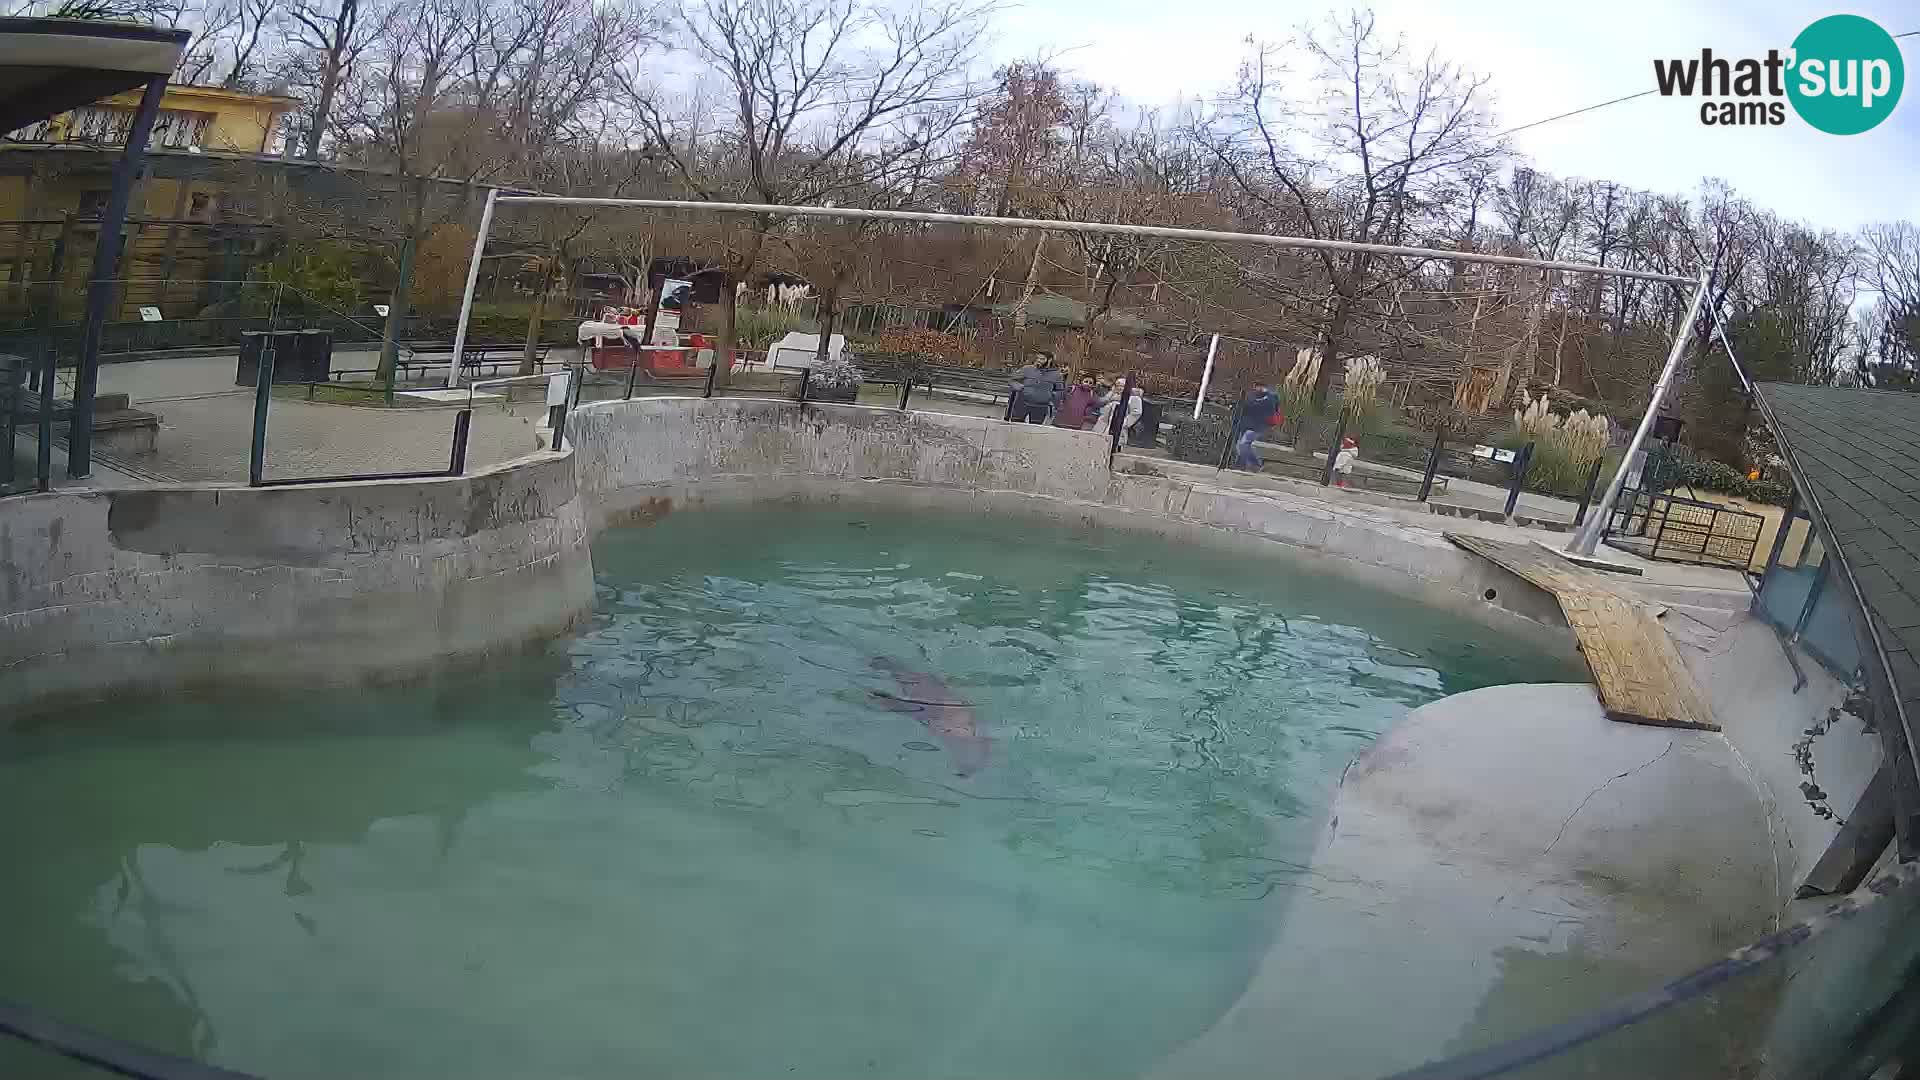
[1448,534,1719,731]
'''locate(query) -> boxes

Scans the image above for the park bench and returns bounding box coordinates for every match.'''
[392,343,555,383]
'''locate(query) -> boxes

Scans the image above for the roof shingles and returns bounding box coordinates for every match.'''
[1761,383,1920,709]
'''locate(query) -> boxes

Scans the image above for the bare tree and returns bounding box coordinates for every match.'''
[5,0,183,20]
[283,0,385,157]
[618,0,989,383]
[1201,11,1502,408]
[1492,166,1580,400]
[329,0,490,380]
[1860,222,1920,385]
[175,0,280,88]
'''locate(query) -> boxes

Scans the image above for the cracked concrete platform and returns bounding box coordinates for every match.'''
[1156,683,1778,1080]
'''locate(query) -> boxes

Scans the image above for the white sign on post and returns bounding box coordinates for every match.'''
[654,277,691,335]
[1470,445,1518,463]
[373,304,391,317]
[138,306,162,322]
[545,370,571,407]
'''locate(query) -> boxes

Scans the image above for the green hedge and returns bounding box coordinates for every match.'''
[1647,446,1792,506]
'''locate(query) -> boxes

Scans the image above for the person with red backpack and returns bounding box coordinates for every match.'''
[1233,385,1282,470]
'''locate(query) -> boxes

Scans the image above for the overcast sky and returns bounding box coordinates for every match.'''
[989,0,1919,233]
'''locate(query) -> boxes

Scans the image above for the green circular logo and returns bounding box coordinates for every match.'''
[1787,14,1904,135]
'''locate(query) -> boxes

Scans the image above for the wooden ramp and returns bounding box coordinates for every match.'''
[1448,534,1719,731]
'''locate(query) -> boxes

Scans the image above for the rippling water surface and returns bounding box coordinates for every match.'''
[0,505,1577,1078]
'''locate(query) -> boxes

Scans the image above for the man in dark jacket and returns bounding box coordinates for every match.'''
[1233,385,1282,470]
[1008,353,1065,423]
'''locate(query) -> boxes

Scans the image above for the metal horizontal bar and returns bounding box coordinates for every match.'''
[468,372,562,390]
[0,998,259,1080]
[493,197,1696,286]
[253,468,454,487]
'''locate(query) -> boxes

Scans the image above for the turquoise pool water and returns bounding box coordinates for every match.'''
[0,506,1578,1078]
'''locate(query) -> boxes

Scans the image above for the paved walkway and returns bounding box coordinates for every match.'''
[139,393,547,483]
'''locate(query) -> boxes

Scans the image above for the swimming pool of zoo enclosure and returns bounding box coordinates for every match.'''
[7,405,1920,1080]
[7,201,1919,1077]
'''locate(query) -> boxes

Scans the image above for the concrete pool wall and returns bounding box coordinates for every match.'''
[0,450,592,711]
[2,392,1579,708]
[567,396,1576,644]
[0,392,1652,708]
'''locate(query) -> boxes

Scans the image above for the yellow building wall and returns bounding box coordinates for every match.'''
[75,85,294,154]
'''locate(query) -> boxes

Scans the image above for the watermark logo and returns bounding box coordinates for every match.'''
[1653,13,1904,134]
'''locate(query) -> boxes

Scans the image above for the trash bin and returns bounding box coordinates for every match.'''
[236,329,331,385]
[292,329,334,382]
[1130,398,1164,447]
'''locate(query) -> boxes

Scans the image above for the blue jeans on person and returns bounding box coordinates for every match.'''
[1233,428,1262,470]
[1017,402,1049,423]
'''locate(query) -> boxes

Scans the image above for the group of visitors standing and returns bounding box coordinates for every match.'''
[1006,353,1144,437]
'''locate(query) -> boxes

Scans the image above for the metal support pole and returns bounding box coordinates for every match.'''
[1321,411,1349,487]
[1193,332,1219,419]
[1568,270,1712,555]
[703,361,718,398]
[35,331,55,492]
[2,365,16,490]
[898,376,912,410]
[247,344,275,486]
[446,187,498,389]
[70,75,167,478]
[1762,490,1800,575]
[34,215,71,493]
[448,409,471,474]
[1505,442,1535,517]
[1572,457,1605,527]
[796,368,810,403]
[1417,430,1445,502]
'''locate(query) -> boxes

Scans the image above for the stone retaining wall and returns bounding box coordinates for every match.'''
[0,451,592,711]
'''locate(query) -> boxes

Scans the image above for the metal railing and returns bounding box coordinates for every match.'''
[1603,489,1766,571]
[244,335,480,487]
[469,369,575,452]
[0,998,259,1079]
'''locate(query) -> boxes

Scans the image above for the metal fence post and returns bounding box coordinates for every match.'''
[1762,489,1800,575]
[448,409,472,474]
[796,368,811,403]
[622,335,653,401]
[1650,493,1675,557]
[1217,400,1245,471]
[898,376,912,410]
[1572,457,1605,527]
[702,361,717,398]
[33,215,72,493]
[1417,429,1445,502]
[1320,411,1349,487]
[1504,442,1535,516]
[248,344,275,486]
[1108,373,1136,463]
